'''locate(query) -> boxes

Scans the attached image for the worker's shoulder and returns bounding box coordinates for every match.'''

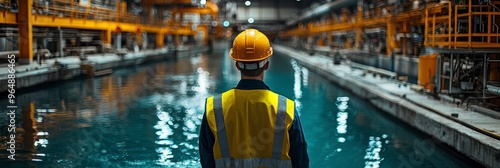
[204,89,233,99]
[268,91,294,102]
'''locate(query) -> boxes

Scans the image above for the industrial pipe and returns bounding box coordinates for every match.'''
[486,85,500,96]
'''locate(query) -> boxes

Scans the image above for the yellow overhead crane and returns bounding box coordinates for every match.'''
[0,0,220,63]
[279,1,446,56]
[281,0,500,101]
[281,1,500,55]
[143,0,219,45]
[425,0,500,49]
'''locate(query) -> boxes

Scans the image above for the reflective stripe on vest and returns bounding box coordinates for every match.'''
[211,91,292,168]
[213,94,231,158]
[272,96,287,159]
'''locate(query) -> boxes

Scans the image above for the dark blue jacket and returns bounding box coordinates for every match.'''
[199,79,309,168]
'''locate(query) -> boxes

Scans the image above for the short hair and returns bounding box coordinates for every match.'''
[240,68,265,77]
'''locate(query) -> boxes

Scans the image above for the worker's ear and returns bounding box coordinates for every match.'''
[235,62,242,71]
[263,61,269,70]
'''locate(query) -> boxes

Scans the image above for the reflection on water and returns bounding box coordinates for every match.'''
[0,51,217,167]
[0,42,479,167]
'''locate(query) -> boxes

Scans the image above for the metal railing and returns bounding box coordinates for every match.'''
[31,0,165,26]
[425,1,500,48]
[0,0,14,10]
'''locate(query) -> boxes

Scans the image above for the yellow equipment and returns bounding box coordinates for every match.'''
[230,29,273,62]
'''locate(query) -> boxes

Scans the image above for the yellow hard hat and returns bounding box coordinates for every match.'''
[230,29,273,62]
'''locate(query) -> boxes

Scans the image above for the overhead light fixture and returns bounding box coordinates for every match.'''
[245,1,251,6]
[248,18,254,24]
[200,0,206,5]
[296,0,300,1]
[223,21,230,27]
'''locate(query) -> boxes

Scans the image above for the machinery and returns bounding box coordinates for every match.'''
[279,0,500,111]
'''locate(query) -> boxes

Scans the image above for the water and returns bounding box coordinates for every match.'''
[0,42,480,167]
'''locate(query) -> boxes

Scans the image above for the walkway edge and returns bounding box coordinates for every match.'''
[274,44,500,168]
[0,47,208,93]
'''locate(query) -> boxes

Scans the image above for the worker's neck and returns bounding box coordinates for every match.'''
[241,74,264,81]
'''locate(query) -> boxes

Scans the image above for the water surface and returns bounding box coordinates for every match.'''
[0,42,479,167]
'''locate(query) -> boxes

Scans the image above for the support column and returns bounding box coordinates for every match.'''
[355,4,363,49]
[156,33,164,48]
[0,37,6,51]
[58,28,64,57]
[136,31,142,50]
[483,54,488,97]
[400,22,409,56]
[355,28,362,49]
[142,33,148,49]
[101,29,112,45]
[18,0,33,64]
[386,20,396,57]
[175,35,180,45]
[116,33,122,49]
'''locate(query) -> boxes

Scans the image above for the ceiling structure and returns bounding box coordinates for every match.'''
[134,0,355,33]
[216,0,357,33]
[217,0,335,32]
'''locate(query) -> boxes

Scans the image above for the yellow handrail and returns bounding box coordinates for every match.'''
[424,0,500,48]
[33,0,164,26]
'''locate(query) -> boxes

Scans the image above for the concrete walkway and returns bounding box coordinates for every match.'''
[0,45,206,92]
[0,47,171,80]
[274,44,499,167]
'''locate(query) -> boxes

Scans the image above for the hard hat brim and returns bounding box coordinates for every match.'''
[229,47,273,62]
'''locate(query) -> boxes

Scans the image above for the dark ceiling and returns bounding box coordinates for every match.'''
[225,0,329,9]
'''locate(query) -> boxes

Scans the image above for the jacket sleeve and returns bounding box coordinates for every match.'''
[288,109,310,168]
[199,100,216,168]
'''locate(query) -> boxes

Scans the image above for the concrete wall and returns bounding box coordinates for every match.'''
[343,50,419,82]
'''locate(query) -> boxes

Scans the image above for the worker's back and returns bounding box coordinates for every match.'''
[199,28,309,168]
[205,88,294,167]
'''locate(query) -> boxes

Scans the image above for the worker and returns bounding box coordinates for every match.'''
[198,29,309,168]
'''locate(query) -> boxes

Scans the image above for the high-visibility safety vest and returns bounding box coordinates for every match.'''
[205,89,295,168]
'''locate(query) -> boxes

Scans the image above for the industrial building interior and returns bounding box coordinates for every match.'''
[0,0,499,167]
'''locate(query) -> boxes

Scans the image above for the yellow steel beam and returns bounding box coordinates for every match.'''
[32,14,196,36]
[136,31,142,46]
[0,10,17,25]
[142,0,194,5]
[18,0,33,63]
[31,15,196,34]
[101,29,112,45]
[386,18,396,57]
[172,28,196,35]
[32,15,163,33]
[156,33,164,48]
[206,1,219,14]
[171,8,217,15]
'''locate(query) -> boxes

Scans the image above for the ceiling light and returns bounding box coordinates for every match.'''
[248,18,254,24]
[223,21,230,27]
[245,1,251,6]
